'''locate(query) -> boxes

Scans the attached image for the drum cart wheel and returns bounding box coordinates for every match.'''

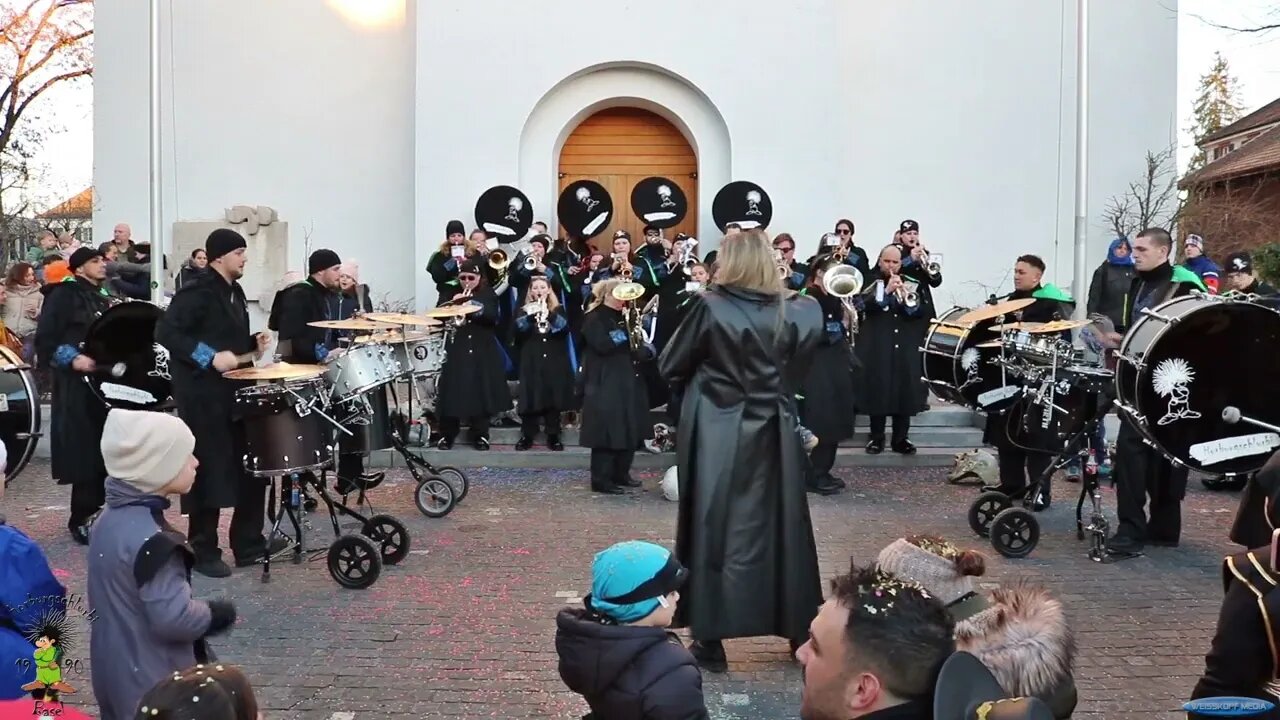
[968,491,1013,537]
[327,534,383,589]
[361,514,410,565]
[415,476,457,518]
[989,507,1040,559]
[433,465,469,502]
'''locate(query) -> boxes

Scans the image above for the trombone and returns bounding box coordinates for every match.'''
[611,281,648,353]
[821,265,864,344]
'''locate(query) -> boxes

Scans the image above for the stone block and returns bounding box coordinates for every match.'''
[168,205,289,305]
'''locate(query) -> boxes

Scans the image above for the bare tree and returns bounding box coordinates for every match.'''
[0,0,93,256]
[1102,146,1181,239]
[1180,182,1280,260]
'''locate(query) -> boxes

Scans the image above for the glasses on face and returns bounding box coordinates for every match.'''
[458,274,479,282]
[776,245,795,253]
[837,229,852,236]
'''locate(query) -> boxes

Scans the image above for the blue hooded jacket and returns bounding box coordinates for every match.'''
[1087,238,1136,327]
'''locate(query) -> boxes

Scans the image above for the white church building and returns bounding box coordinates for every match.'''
[93,0,1178,311]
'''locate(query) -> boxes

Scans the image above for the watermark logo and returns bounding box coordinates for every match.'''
[1183,697,1277,717]
[4,593,96,712]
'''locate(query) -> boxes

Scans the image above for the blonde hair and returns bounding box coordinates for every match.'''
[526,275,561,312]
[588,277,625,312]
[714,229,783,295]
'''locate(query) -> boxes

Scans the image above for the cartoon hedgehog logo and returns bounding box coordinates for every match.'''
[20,608,78,698]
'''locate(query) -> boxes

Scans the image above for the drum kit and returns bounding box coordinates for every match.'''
[927,290,1280,561]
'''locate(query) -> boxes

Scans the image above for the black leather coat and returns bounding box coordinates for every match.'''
[658,285,824,642]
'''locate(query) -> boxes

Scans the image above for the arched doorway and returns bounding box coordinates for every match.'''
[558,107,697,253]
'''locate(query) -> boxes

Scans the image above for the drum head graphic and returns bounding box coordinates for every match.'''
[557,180,614,239]
[474,185,534,240]
[712,180,772,232]
[81,301,173,411]
[630,176,688,229]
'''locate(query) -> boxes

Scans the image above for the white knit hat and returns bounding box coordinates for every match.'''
[339,260,360,284]
[101,409,196,494]
[876,537,980,607]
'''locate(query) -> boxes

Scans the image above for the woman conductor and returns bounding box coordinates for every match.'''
[658,229,826,673]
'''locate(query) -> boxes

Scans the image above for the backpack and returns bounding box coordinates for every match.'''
[267,281,307,332]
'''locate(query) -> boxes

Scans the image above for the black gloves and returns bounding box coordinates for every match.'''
[206,599,237,636]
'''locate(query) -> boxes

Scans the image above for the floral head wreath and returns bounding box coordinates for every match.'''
[856,568,932,616]
[911,535,963,561]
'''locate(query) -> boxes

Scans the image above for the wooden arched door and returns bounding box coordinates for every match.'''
[558,107,698,254]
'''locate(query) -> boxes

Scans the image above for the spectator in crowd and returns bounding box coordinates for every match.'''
[1179,234,1221,294]
[88,409,238,720]
[2,262,43,360]
[556,540,708,719]
[795,562,954,720]
[41,258,72,286]
[133,664,260,720]
[111,223,144,264]
[176,248,209,290]
[100,242,151,299]
[1086,236,1134,331]
[25,231,59,266]
[56,232,80,259]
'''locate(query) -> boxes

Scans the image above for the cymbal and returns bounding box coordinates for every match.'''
[307,319,397,330]
[353,330,434,345]
[224,363,326,381]
[955,298,1037,324]
[364,312,443,327]
[422,303,483,318]
[989,322,1047,332]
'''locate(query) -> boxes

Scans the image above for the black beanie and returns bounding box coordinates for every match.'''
[530,234,551,250]
[308,249,342,275]
[206,229,247,262]
[446,220,465,237]
[69,246,103,271]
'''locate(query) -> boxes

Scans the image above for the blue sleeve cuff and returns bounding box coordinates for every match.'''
[52,344,80,368]
[191,342,216,369]
[444,258,458,271]
[550,314,568,332]
[608,329,629,346]
[515,316,531,332]
[632,266,644,280]
[314,344,329,361]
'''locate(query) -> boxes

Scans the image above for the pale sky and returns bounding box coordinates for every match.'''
[20,0,1280,211]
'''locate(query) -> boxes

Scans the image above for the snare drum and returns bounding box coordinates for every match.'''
[920,306,1020,411]
[326,343,401,401]
[1116,294,1280,473]
[0,346,40,484]
[235,379,333,476]
[358,331,445,377]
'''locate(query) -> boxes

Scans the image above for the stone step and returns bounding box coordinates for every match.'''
[364,445,964,470]
[477,425,984,448]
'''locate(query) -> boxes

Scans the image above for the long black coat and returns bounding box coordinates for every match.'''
[659,286,824,642]
[579,305,652,450]
[34,278,115,487]
[434,288,510,419]
[799,292,858,442]
[155,272,257,511]
[274,279,335,363]
[514,305,576,414]
[854,274,929,417]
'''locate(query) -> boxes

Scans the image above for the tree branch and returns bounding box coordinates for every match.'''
[1190,12,1280,33]
[10,67,91,126]
[17,28,93,85]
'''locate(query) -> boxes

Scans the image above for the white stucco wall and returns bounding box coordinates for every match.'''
[95,0,1177,312]
[93,0,418,311]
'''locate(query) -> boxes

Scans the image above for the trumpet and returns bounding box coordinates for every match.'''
[678,238,699,276]
[612,252,634,278]
[447,286,474,326]
[533,295,549,333]
[821,265,864,343]
[522,254,540,273]
[912,244,941,276]
[887,273,920,309]
[775,248,791,279]
[611,281,648,353]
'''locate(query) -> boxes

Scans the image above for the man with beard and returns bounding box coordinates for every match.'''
[795,563,954,719]
[272,249,383,495]
[156,229,275,577]
[982,255,1074,511]
[1100,227,1204,553]
[35,247,119,543]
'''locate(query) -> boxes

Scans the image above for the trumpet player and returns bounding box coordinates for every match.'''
[651,233,702,353]
[798,258,859,495]
[433,259,510,451]
[593,230,643,284]
[579,278,655,495]
[773,233,808,291]
[426,220,481,305]
[854,245,928,455]
[512,276,575,452]
[895,219,942,323]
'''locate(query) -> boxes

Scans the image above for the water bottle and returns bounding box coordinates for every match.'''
[289,474,300,509]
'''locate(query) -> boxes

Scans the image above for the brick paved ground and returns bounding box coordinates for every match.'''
[1,459,1244,719]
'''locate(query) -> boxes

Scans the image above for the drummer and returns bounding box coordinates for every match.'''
[33,246,120,544]
[980,255,1073,511]
[156,228,275,578]
[274,250,384,495]
[1098,227,1205,554]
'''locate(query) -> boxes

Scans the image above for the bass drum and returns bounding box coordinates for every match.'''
[0,345,40,484]
[920,306,1020,412]
[81,301,173,410]
[1004,372,1105,450]
[1116,295,1280,474]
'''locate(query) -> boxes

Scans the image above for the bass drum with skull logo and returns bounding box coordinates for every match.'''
[80,301,174,411]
